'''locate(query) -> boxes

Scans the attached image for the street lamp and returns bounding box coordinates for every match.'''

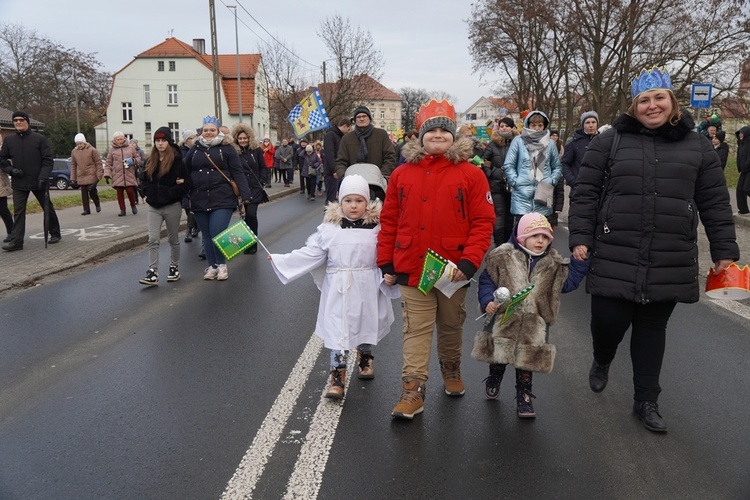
[227,5,242,122]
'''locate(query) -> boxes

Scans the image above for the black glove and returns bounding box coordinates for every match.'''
[105,175,111,184]
[71,180,79,189]
[10,168,24,178]
[38,179,48,190]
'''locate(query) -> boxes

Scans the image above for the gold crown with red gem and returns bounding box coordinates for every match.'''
[416,99,457,141]
[705,263,750,300]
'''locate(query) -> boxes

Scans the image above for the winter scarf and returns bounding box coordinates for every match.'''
[355,124,374,163]
[198,133,225,148]
[521,128,550,181]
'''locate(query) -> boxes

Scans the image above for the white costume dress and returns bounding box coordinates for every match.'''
[270,202,399,351]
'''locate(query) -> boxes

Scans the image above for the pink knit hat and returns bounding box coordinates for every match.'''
[516,213,554,245]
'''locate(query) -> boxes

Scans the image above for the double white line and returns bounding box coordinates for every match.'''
[221,334,351,499]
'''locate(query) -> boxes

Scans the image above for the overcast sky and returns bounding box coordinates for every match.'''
[4,0,499,112]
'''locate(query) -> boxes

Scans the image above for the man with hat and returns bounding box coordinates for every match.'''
[561,110,599,188]
[0,110,62,251]
[335,106,396,180]
[377,99,494,419]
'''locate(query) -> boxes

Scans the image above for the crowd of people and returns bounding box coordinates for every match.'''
[0,66,744,434]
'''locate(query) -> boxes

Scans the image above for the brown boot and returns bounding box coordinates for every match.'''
[439,359,465,396]
[324,368,346,400]
[391,380,426,419]
[356,350,374,379]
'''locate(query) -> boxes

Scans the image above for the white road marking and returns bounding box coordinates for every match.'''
[708,297,750,321]
[283,361,353,499]
[221,334,323,500]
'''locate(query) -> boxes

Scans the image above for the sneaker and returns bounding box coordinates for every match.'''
[356,350,374,379]
[439,360,465,396]
[203,266,218,280]
[391,380,426,419]
[167,265,180,282]
[139,268,158,286]
[633,400,668,432]
[324,368,346,400]
[483,364,506,400]
[216,263,228,281]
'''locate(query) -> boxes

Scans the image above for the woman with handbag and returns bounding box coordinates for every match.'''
[501,111,562,223]
[184,116,252,281]
[569,66,738,432]
[232,123,268,255]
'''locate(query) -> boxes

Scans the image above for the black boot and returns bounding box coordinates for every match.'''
[589,359,611,393]
[633,400,668,433]
[515,369,536,418]
[483,363,506,400]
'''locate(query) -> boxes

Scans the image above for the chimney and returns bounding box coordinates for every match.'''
[192,39,206,54]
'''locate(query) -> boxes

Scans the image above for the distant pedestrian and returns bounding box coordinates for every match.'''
[735,125,750,214]
[712,130,729,171]
[482,118,517,245]
[232,123,268,255]
[70,133,103,216]
[269,175,399,399]
[138,127,191,286]
[323,118,351,205]
[300,144,321,201]
[105,131,140,217]
[335,106,396,179]
[276,138,294,187]
[561,111,599,188]
[0,137,14,242]
[0,110,62,251]
[260,136,276,186]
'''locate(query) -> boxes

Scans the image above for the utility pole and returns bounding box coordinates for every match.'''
[208,0,222,122]
[227,5,242,122]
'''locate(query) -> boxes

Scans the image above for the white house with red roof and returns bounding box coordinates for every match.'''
[95,37,269,151]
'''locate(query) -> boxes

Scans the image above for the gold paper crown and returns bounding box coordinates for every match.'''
[522,217,552,234]
[415,99,456,132]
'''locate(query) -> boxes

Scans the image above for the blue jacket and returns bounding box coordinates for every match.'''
[502,135,562,217]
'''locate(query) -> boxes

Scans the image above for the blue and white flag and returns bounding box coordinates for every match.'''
[287,87,330,138]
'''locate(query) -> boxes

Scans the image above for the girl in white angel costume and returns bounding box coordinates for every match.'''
[269,174,399,399]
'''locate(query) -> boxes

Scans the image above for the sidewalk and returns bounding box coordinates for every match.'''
[1,185,748,295]
[0,183,302,294]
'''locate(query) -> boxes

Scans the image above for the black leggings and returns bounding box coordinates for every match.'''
[590,295,676,402]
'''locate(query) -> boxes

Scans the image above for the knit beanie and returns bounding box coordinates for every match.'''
[74,133,86,144]
[112,131,125,139]
[516,212,554,245]
[338,174,370,202]
[153,126,175,145]
[12,110,30,124]
[418,115,457,143]
[182,128,196,143]
[580,111,599,128]
[352,106,373,122]
[305,144,313,153]
[499,117,515,129]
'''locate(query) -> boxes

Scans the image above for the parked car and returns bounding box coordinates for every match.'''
[50,158,72,190]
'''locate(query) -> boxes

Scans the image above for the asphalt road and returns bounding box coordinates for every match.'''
[0,193,748,499]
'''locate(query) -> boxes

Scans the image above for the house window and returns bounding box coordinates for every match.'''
[158,61,164,71]
[122,102,132,122]
[144,122,152,147]
[169,61,176,71]
[143,85,150,105]
[380,110,385,119]
[167,85,178,105]
[168,122,179,143]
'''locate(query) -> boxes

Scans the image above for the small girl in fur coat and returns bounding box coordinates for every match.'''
[472,212,588,418]
[269,175,398,399]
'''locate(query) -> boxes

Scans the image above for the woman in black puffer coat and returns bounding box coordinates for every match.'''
[232,123,268,254]
[569,67,739,433]
[482,118,517,245]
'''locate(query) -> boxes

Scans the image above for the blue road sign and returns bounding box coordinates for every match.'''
[690,83,713,108]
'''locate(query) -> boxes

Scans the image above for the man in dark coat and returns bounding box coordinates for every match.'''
[335,106,396,179]
[322,118,351,205]
[735,125,750,214]
[0,111,62,251]
[561,110,599,188]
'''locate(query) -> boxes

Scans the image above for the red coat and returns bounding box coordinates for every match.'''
[262,143,275,169]
[377,136,495,286]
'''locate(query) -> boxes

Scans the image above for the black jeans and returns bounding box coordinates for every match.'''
[737,171,749,213]
[10,188,61,243]
[303,176,316,197]
[0,196,13,235]
[243,202,259,236]
[590,295,676,402]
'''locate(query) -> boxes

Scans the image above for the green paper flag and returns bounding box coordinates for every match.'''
[212,220,258,260]
[418,249,448,295]
[499,284,535,324]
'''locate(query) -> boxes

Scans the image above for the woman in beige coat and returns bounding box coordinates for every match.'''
[71,133,104,215]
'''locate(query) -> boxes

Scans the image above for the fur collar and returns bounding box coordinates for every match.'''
[612,110,695,142]
[231,123,259,151]
[323,199,382,225]
[401,135,474,164]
